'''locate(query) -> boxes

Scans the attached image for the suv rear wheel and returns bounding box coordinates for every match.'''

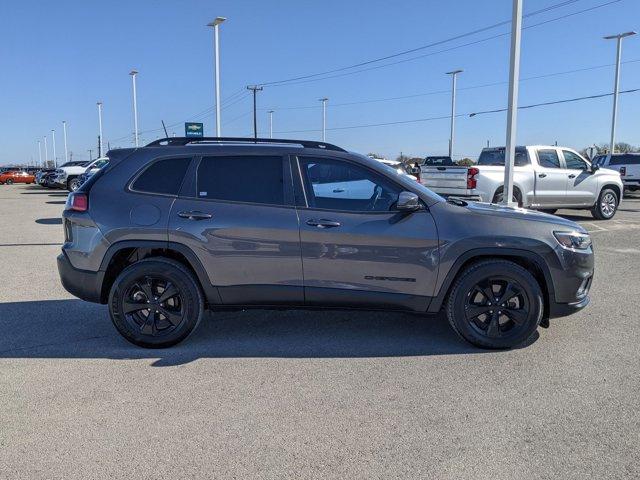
[446,260,543,349]
[591,188,618,220]
[108,258,204,348]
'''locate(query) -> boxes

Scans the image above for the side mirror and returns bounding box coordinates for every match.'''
[397,191,421,211]
[590,164,599,173]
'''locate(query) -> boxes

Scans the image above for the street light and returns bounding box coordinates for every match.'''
[62,121,69,163]
[43,136,48,168]
[38,140,42,167]
[129,70,140,146]
[319,98,328,141]
[268,110,274,138]
[604,31,636,154]
[97,101,104,157]
[502,0,523,207]
[445,69,463,159]
[207,17,226,137]
[51,130,57,168]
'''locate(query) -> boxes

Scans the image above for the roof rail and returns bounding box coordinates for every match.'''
[145,137,347,152]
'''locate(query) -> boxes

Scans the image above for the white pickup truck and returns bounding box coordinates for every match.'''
[418,145,624,219]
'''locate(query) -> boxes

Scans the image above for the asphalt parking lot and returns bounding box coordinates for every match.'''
[1,184,639,479]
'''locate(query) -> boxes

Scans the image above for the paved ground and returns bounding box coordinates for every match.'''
[1,184,639,479]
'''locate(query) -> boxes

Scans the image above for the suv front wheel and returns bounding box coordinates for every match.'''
[108,258,204,348]
[591,188,618,220]
[446,260,543,349]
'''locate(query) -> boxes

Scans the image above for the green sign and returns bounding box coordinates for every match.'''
[185,122,204,138]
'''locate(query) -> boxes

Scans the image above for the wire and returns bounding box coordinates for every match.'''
[256,0,619,87]
[270,88,639,134]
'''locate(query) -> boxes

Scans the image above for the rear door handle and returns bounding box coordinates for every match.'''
[568,174,576,179]
[306,218,341,228]
[538,173,547,178]
[178,211,212,220]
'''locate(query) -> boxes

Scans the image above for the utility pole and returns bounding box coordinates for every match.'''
[268,110,274,138]
[38,140,42,167]
[97,101,104,157]
[51,130,57,168]
[44,136,49,168]
[129,70,140,146]
[247,85,263,138]
[502,0,523,207]
[62,121,69,163]
[208,17,226,136]
[446,69,463,158]
[319,97,328,141]
[604,31,636,155]
[88,149,93,161]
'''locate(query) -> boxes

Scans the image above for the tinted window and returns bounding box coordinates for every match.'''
[477,148,529,166]
[299,157,401,212]
[197,156,284,205]
[592,155,607,166]
[424,156,454,166]
[611,154,640,166]
[131,157,191,195]
[563,150,588,170]
[537,150,560,169]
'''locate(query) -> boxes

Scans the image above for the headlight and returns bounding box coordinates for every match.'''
[553,231,592,250]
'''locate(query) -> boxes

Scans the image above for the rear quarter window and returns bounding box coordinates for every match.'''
[130,157,191,195]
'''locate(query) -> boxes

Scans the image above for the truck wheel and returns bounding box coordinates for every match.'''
[67,177,81,192]
[492,188,522,207]
[591,188,618,220]
[108,258,204,348]
[446,260,543,349]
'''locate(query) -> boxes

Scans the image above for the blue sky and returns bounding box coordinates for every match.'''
[1,0,638,165]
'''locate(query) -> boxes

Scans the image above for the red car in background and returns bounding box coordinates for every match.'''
[0,170,36,185]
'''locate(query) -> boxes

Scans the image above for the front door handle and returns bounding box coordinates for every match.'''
[178,211,212,220]
[306,218,341,228]
[538,173,547,178]
[568,173,576,179]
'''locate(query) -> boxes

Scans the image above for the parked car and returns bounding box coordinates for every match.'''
[77,157,109,187]
[36,168,57,185]
[0,170,35,185]
[58,137,593,350]
[50,161,91,191]
[418,145,623,219]
[592,153,640,193]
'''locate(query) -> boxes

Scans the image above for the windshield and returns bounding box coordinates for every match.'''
[592,155,607,167]
[478,148,529,166]
[424,156,454,166]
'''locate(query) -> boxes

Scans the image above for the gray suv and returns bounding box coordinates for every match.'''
[57,137,594,349]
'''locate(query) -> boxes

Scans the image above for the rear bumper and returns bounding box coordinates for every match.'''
[57,251,104,303]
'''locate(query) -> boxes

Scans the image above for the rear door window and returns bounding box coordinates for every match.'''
[477,148,530,166]
[131,157,191,195]
[537,150,560,169]
[196,155,285,205]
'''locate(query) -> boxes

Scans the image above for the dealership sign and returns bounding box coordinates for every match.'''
[185,122,204,137]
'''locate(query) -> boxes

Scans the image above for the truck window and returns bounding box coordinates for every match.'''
[537,150,560,168]
[477,148,529,167]
[563,150,588,170]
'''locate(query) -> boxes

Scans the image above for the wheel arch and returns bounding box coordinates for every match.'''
[492,184,525,205]
[428,248,554,319]
[599,183,621,204]
[98,240,221,305]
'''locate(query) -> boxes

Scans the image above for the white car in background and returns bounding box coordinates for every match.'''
[50,160,91,191]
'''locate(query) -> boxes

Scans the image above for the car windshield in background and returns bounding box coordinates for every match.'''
[477,148,530,166]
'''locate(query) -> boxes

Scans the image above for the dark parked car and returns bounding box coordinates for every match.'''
[58,137,594,349]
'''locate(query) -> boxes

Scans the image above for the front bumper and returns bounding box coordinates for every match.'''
[546,244,594,319]
[57,251,104,303]
[549,295,590,318]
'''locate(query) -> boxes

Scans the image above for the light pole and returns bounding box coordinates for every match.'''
[319,98,328,141]
[604,31,636,155]
[268,110,274,138]
[51,130,57,168]
[502,0,523,207]
[44,136,49,168]
[129,70,140,146]
[446,69,463,158]
[207,17,226,137]
[62,121,69,163]
[38,140,42,167]
[97,101,104,157]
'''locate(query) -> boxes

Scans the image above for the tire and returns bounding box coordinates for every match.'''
[6,179,13,185]
[492,187,522,207]
[108,257,204,348]
[445,259,543,349]
[67,177,81,192]
[590,188,618,220]
[539,209,557,215]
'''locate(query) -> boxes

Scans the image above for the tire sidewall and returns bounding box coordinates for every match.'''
[448,262,543,349]
[109,259,203,348]
[595,188,618,219]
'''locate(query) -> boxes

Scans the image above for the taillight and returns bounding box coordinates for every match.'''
[467,167,479,189]
[66,192,88,212]
[620,167,626,176]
